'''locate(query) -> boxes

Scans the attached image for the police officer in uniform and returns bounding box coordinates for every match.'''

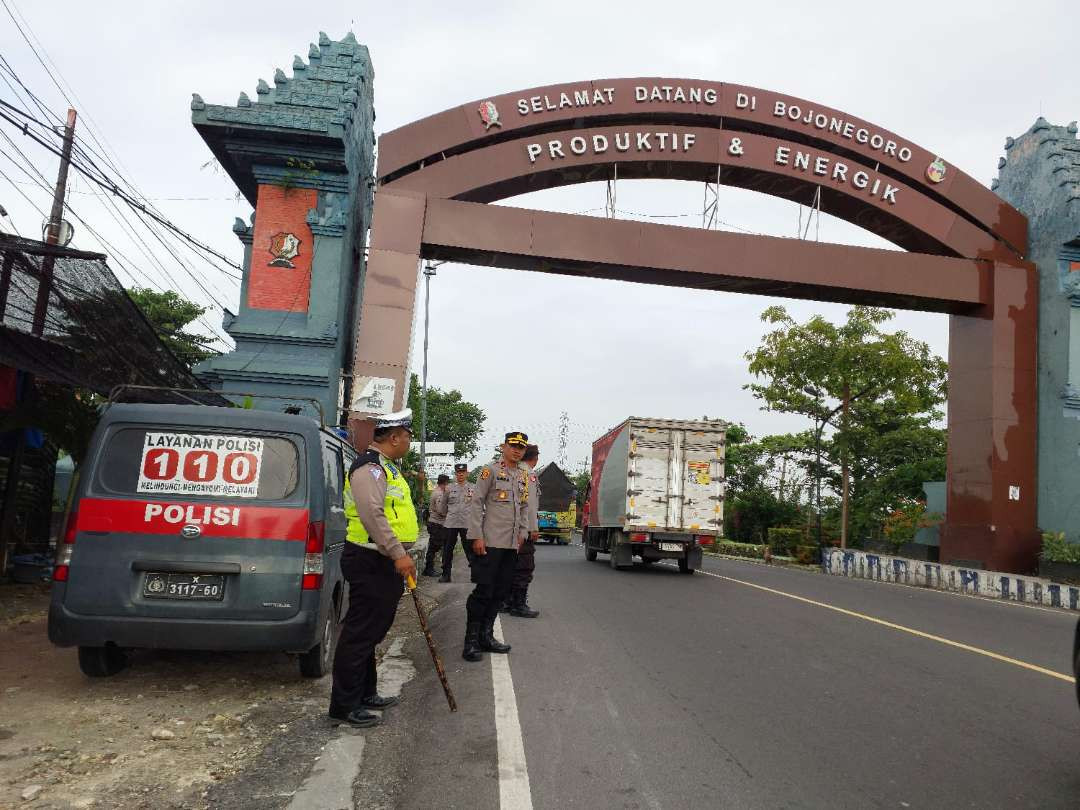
[329,410,418,728]
[440,463,474,581]
[506,443,541,618]
[422,474,450,577]
[463,431,531,662]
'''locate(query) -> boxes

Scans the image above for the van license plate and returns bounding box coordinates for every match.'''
[658,542,683,552]
[143,573,225,601]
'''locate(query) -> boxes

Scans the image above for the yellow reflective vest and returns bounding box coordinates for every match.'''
[344,455,419,546]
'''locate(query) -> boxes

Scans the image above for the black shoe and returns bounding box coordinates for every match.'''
[478,623,511,654]
[509,587,540,618]
[422,567,437,577]
[463,621,483,662]
[361,694,400,709]
[438,572,451,583]
[328,708,382,728]
[509,602,540,618]
[499,601,511,613]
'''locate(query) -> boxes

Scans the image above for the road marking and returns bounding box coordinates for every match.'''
[492,616,533,810]
[688,567,1076,684]
[288,638,415,810]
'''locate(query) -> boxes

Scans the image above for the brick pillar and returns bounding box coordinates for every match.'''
[247,184,318,312]
[943,261,1039,572]
[348,191,427,444]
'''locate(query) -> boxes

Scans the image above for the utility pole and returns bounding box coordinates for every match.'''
[839,383,850,550]
[419,262,437,486]
[2,109,76,578]
[33,108,77,331]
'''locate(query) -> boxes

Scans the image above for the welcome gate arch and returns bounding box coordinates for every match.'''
[350,78,1037,572]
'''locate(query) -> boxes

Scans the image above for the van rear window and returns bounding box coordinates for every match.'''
[97,429,301,500]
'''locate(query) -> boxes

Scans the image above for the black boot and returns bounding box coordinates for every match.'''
[478,619,511,653]
[462,622,483,662]
[509,587,540,619]
[422,541,438,576]
[438,571,451,583]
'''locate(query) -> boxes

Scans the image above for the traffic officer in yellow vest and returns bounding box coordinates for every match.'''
[463,431,531,662]
[329,410,418,728]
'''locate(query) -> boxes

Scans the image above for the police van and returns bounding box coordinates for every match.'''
[48,400,356,678]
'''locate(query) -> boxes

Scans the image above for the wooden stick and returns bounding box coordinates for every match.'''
[406,575,457,712]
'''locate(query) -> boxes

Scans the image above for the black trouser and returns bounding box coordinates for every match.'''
[423,524,445,570]
[511,538,536,591]
[466,547,518,624]
[329,545,402,714]
[441,526,471,571]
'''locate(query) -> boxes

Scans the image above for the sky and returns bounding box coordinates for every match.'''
[0,0,1075,470]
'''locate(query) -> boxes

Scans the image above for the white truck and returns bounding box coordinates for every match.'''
[582,417,727,574]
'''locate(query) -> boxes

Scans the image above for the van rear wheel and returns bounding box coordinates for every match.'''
[78,645,126,677]
[300,603,339,678]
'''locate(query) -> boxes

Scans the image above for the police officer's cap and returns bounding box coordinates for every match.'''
[374,408,413,433]
[504,431,528,447]
[437,473,450,484]
[523,443,539,461]
[454,463,468,472]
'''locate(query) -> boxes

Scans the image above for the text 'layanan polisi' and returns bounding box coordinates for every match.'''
[526,131,698,163]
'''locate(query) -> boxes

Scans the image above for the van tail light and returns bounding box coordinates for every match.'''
[303,521,325,590]
[629,532,649,543]
[53,510,78,582]
[696,535,715,546]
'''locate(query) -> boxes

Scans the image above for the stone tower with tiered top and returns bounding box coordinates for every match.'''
[994,118,1080,541]
[190,31,374,425]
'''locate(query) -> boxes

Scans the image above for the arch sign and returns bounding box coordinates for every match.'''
[350,78,1038,572]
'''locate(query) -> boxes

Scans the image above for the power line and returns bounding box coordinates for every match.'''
[0,143,230,345]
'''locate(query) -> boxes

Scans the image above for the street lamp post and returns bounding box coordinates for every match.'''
[804,386,826,554]
[420,262,437,481]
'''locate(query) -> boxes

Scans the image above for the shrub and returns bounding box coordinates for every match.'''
[711,541,767,559]
[1041,531,1080,564]
[767,527,803,555]
[793,545,819,565]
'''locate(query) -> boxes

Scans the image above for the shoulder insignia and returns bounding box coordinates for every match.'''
[349,449,381,477]
[480,468,492,480]
[369,466,383,479]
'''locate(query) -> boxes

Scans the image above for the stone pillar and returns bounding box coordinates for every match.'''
[348,191,427,444]
[943,261,1039,572]
[993,119,1080,549]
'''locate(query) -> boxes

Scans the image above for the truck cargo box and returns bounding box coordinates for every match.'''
[583,417,726,573]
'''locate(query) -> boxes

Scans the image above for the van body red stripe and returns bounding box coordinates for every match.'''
[76,497,308,541]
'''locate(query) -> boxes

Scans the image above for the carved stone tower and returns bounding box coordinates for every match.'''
[190,32,374,425]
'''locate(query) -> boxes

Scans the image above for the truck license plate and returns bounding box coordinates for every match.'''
[143,573,225,601]
[658,542,682,552]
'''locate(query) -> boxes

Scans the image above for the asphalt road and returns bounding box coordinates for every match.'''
[389,545,1079,809]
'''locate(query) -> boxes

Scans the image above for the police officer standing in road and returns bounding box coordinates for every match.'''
[329,410,418,728]
[463,432,531,662]
[422,474,450,577]
[440,462,474,581]
[506,443,541,618]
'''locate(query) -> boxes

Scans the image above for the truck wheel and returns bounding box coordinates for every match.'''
[678,556,696,575]
[78,645,126,677]
[585,543,597,562]
[300,603,340,678]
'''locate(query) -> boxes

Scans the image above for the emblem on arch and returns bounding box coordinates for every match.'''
[926,157,947,184]
[478,100,502,131]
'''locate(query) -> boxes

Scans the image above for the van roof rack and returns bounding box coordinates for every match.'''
[107,385,326,428]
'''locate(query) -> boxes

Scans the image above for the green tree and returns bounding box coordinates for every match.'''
[745,306,947,545]
[723,424,807,544]
[402,374,487,505]
[126,287,218,369]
